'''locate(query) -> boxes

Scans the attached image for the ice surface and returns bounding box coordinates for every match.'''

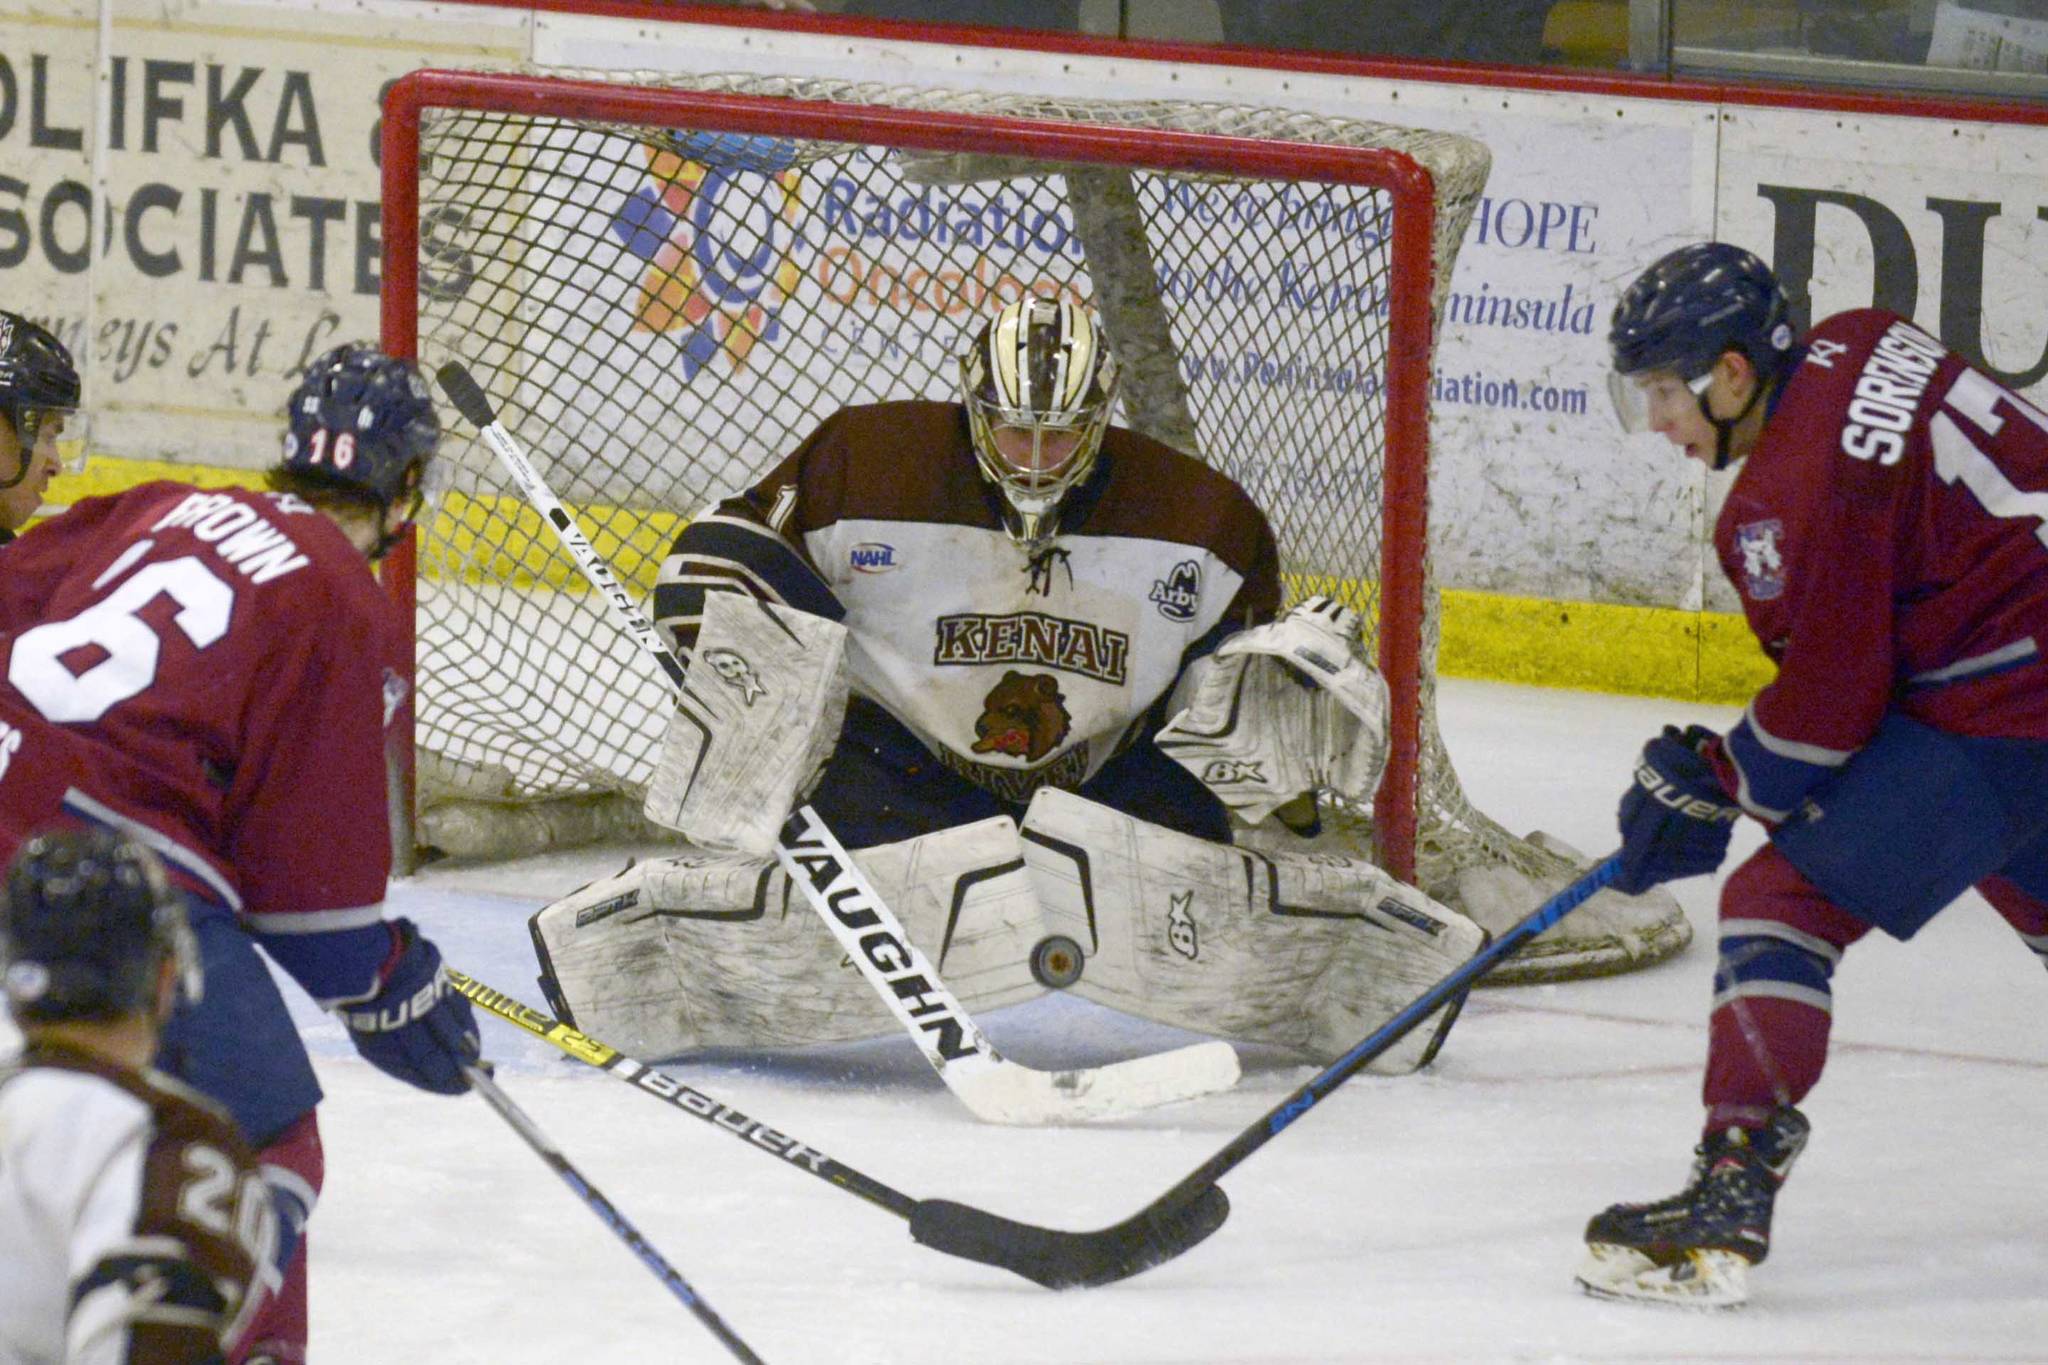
[90,680,2048,1362]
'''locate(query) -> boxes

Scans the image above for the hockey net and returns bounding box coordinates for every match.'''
[381,68,1688,982]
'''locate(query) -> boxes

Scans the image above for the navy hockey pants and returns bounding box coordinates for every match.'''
[156,896,324,1146]
[809,696,1232,848]
[1769,711,2048,939]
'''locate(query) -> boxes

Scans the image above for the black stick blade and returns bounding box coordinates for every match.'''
[908,1185,1229,1290]
[436,361,496,430]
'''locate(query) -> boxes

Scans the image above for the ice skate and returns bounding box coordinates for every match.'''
[1576,1106,1808,1308]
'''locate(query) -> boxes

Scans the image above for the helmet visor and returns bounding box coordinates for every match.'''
[1608,369,1711,434]
[16,406,87,475]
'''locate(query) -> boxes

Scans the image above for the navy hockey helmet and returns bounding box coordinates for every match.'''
[280,343,440,510]
[959,298,1120,549]
[1607,243,1796,435]
[0,311,82,488]
[1,828,200,1023]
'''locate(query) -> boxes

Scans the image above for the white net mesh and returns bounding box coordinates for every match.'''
[393,68,1687,981]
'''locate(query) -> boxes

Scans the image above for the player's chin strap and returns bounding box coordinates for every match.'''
[365,487,426,563]
[0,408,49,489]
[1699,374,1769,471]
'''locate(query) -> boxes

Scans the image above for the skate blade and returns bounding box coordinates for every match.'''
[1575,1243,1750,1309]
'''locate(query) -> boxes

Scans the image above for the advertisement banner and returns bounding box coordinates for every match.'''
[534,17,1723,609]
[3,4,2042,624]
[0,0,524,467]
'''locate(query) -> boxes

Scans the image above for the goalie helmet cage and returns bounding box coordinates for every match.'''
[379,66,1654,974]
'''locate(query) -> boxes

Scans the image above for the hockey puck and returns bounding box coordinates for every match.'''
[1029,934,1085,989]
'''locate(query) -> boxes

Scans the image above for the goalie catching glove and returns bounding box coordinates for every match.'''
[1155,595,1390,824]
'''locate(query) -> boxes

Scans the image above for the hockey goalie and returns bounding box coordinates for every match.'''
[529,298,1489,1071]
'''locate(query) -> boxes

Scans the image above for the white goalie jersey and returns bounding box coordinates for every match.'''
[653,400,1282,805]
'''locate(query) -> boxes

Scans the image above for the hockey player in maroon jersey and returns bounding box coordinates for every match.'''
[0,828,276,1363]
[531,297,1488,1079]
[1578,243,2048,1307]
[0,312,79,541]
[0,344,482,1362]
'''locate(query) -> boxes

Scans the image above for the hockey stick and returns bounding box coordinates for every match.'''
[435,361,1239,1125]
[448,824,1617,1288]
[448,971,1229,1288]
[909,853,1626,1287]
[462,1064,765,1363]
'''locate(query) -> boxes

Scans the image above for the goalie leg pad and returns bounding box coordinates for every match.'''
[528,818,1046,1057]
[643,591,851,857]
[1454,831,1693,983]
[1020,789,1485,1071]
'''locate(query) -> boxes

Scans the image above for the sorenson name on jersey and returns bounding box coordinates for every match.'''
[1839,320,1945,467]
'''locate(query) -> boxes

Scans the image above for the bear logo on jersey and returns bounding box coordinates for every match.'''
[1150,560,1201,622]
[1736,519,1786,601]
[969,670,1071,762]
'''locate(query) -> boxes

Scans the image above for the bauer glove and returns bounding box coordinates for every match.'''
[335,919,481,1094]
[1614,724,1742,895]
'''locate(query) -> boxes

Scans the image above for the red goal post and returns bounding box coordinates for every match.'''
[375,66,1684,983]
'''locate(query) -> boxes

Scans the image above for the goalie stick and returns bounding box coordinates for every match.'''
[435,361,1240,1125]
[448,971,1229,1289]
[463,1064,765,1363]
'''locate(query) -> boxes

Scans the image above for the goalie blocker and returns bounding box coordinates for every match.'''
[643,591,850,857]
[531,790,1485,1072]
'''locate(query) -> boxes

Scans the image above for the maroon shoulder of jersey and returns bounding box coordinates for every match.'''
[1733,308,2048,745]
[752,401,995,536]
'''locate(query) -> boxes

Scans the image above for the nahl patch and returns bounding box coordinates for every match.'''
[850,542,899,573]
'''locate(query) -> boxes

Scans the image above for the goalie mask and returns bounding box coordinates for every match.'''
[959,298,1119,548]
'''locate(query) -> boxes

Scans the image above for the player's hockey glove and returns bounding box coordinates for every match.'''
[1614,724,1742,895]
[336,919,481,1095]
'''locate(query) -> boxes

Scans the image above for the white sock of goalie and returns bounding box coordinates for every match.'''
[1021,788,1486,1073]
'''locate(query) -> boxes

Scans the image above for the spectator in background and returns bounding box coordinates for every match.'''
[1217,0,1556,65]
[838,0,1082,33]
